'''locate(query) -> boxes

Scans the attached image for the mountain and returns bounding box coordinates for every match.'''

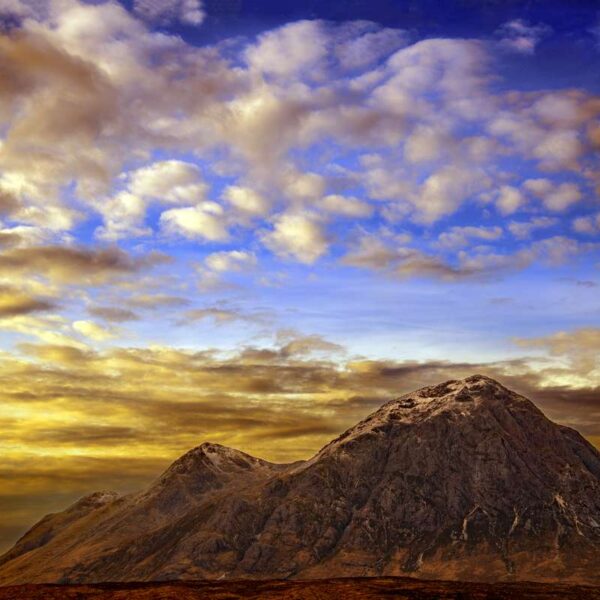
[1,375,599,585]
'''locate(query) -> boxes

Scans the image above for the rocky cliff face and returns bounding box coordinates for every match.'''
[1,375,599,585]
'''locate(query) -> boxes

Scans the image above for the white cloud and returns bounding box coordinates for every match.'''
[245,20,328,79]
[95,192,150,241]
[72,320,116,341]
[261,213,329,264]
[222,186,269,216]
[160,202,228,241]
[416,166,491,223]
[496,185,525,215]
[128,161,207,204]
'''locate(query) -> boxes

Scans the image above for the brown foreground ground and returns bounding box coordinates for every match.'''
[1,578,599,600]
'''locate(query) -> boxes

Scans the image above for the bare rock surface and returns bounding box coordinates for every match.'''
[1,375,599,585]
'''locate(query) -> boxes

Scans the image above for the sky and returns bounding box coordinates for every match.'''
[0,0,599,553]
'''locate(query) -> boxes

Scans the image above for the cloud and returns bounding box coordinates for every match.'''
[573,212,600,235]
[496,185,525,215]
[160,203,228,241]
[88,306,139,323]
[523,179,582,211]
[320,194,373,218]
[416,166,492,223]
[0,8,596,278]
[342,233,464,280]
[182,306,268,326]
[204,250,256,273]
[128,293,189,309]
[514,327,600,383]
[0,285,55,318]
[343,231,595,282]
[496,19,552,54]
[72,320,116,341]
[508,217,558,240]
[128,161,207,204]
[0,187,19,216]
[436,225,503,250]
[261,213,330,264]
[0,245,167,284]
[222,185,269,217]
[132,0,205,26]
[333,22,408,71]
[94,191,150,241]
[245,20,328,79]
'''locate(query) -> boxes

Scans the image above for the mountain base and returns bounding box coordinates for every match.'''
[1,577,599,599]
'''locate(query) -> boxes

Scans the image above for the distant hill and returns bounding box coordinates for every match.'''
[1,375,599,585]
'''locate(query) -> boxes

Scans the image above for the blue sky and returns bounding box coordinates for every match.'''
[0,0,598,388]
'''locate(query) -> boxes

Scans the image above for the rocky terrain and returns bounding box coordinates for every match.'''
[2,577,600,600]
[1,375,599,586]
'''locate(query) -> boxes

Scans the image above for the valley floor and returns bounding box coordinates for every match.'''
[1,577,599,599]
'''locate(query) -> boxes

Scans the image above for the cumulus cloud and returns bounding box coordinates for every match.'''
[160,202,228,241]
[128,161,207,204]
[261,213,330,264]
[0,6,596,280]
[95,192,150,241]
[222,185,269,217]
[244,20,328,79]
[496,185,525,215]
[573,212,600,235]
[417,166,492,223]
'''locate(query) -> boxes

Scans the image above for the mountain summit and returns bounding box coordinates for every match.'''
[1,375,599,585]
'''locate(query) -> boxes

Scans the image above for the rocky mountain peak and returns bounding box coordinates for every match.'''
[315,375,526,459]
[1,375,599,586]
[162,441,273,479]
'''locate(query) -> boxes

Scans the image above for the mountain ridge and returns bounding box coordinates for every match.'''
[1,375,599,585]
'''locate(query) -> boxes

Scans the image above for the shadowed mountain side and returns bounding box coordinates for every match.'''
[1,376,599,585]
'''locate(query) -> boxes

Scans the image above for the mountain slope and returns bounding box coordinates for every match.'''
[1,375,599,585]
